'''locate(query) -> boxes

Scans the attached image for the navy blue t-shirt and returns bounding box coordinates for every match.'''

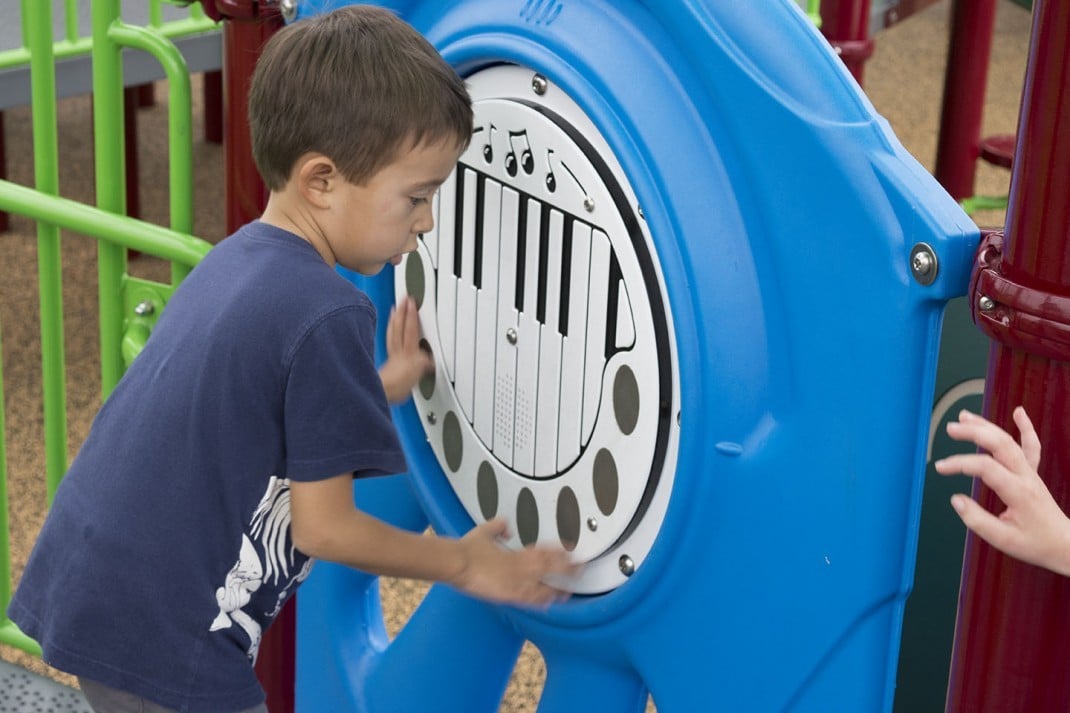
[9,221,406,712]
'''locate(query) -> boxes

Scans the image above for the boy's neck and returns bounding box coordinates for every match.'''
[259,191,335,267]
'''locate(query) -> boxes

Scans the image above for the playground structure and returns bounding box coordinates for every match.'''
[0,1,1065,710]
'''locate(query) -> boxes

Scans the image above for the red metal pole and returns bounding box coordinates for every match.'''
[820,0,875,85]
[934,0,999,201]
[948,1,1070,710]
[0,112,8,232]
[202,3,289,710]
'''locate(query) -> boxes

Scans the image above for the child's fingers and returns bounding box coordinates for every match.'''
[1013,406,1042,471]
[935,452,1014,501]
[950,493,1015,551]
[946,410,1033,476]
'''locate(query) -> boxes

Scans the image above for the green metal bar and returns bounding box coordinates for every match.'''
[64,0,79,43]
[92,0,127,399]
[0,181,211,267]
[107,22,195,282]
[25,0,69,505]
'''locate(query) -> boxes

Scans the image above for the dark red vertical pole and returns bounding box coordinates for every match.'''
[934,0,999,201]
[203,70,224,144]
[220,12,281,233]
[202,3,288,710]
[123,86,141,220]
[947,1,1070,710]
[820,0,875,85]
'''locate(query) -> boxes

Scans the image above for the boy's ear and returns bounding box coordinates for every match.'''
[294,154,338,209]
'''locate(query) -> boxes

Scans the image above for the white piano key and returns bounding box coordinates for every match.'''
[493,187,522,467]
[534,210,565,477]
[534,326,562,478]
[473,179,502,446]
[451,169,480,420]
[522,199,541,316]
[557,222,591,471]
[582,230,611,443]
[435,169,459,381]
[513,311,541,474]
[424,182,441,268]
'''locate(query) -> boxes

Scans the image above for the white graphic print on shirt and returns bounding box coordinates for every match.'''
[210,476,313,662]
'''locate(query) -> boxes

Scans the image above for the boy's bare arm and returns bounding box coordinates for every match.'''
[378,297,433,404]
[935,407,1070,577]
[289,474,577,607]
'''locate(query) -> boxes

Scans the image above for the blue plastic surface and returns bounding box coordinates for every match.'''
[295,1,979,710]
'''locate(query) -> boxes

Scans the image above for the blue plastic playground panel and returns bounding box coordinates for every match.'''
[295,1,979,711]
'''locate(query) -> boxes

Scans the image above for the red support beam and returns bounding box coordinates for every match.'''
[820,0,876,85]
[934,0,999,201]
[948,1,1070,710]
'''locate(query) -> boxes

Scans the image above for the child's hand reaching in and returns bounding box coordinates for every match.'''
[379,297,433,404]
[935,407,1070,576]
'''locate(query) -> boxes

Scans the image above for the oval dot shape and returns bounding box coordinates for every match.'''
[477,461,498,521]
[417,339,435,400]
[593,448,619,516]
[556,487,580,552]
[613,365,640,435]
[442,411,463,472]
[516,488,539,546]
[405,253,425,309]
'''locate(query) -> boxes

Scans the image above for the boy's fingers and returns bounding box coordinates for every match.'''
[935,453,1013,499]
[1013,406,1042,471]
[950,493,1013,550]
[946,410,1032,475]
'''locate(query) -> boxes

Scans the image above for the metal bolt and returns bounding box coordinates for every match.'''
[637,205,645,220]
[618,555,635,576]
[506,328,518,345]
[583,197,595,212]
[134,300,155,316]
[427,411,437,425]
[531,74,548,96]
[910,242,938,285]
[979,295,996,311]
[586,517,598,532]
[280,0,298,22]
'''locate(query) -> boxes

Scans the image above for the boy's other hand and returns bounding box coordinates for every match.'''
[935,407,1070,576]
[452,519,580,608]
[379,297,434,403]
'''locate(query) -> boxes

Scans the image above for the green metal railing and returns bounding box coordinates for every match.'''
[0,0,214,656]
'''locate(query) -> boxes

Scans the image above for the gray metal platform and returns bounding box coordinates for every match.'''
[0,660,91,713]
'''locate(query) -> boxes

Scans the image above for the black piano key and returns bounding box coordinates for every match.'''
[558,216,573,337]
[536,202,551,324]
[473,174,486,289]
[453,166,466,278]
[605,251,621,359]
[515,198,528,313]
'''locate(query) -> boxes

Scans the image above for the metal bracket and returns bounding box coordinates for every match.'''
[970,229,1070,362]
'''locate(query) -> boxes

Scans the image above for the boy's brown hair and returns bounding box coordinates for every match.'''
[248,5,473,190]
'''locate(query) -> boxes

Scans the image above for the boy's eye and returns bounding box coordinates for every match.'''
[410,196,429,206]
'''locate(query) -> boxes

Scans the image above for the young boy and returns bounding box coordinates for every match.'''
[936,407,1070,576]
[9,6,575,712]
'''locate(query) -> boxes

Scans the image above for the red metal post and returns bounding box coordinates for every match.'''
[948,1,1070,710]
[202,2,288,710]
[934,0,999,201]
[820,0,876,85]
[0,112,8,232]
[203,69,224,144]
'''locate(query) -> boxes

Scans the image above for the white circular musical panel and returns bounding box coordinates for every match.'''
[396,65,679,593]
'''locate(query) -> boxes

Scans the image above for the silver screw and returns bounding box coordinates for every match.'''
[427,411,437,425]
[586,517,598,532]
[637,205,645,220]
[979,295,996,311]
[506,328,518,345]
[618,555,635,576]
[583,197,595,212]
[532,74,548,96]
[134,300,155,316]
[280,0,297,22]
[910,242,938,285]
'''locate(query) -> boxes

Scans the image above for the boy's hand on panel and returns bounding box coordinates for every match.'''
[379,297,434,403]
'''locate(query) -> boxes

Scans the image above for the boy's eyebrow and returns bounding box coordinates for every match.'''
[408,175,453,192]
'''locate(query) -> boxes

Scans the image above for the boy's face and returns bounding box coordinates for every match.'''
[325,139,463,276]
